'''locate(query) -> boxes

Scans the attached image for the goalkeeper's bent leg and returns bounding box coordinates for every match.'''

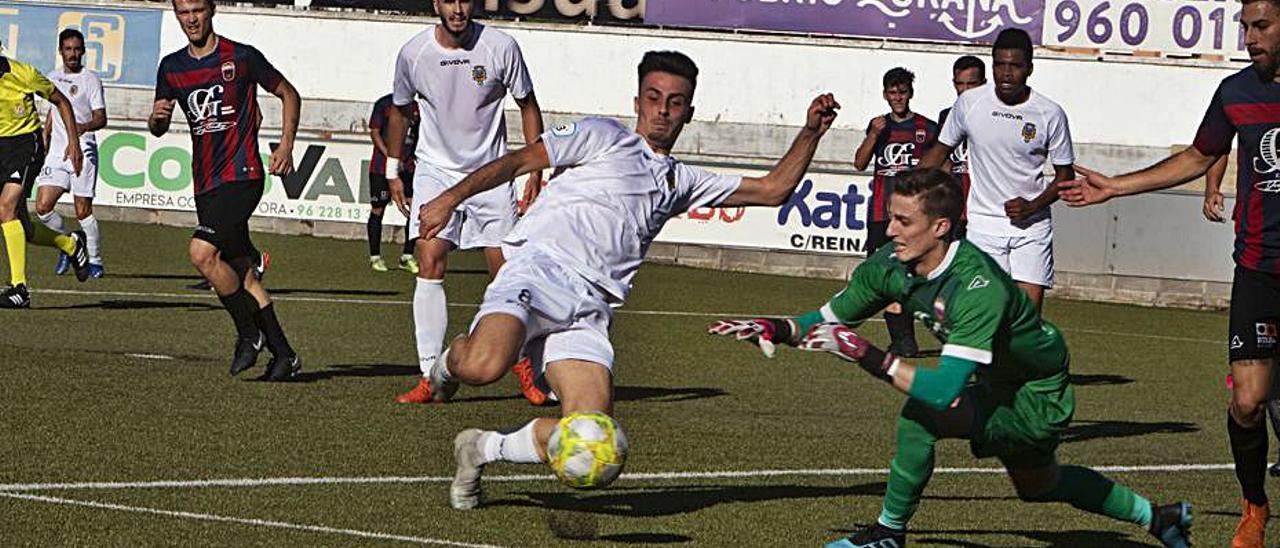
[1019,465,1152,527]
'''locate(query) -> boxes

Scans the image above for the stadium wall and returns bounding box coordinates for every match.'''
[22,1,1240,309]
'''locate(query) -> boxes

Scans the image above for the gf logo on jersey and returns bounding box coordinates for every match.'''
[57,13,126,83]
[877,142,917,170]
[1021,122,1037,143]
[471,65,487,86]
[187,84,236,135]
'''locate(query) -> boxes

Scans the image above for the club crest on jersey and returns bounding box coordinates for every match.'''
[915,129,927,143]
[221,61,236,82]
[1021,122,1037,143]
[12,103,24,117]
[471,65,487,86]
[933,298,946,321]
[69,84,79,96]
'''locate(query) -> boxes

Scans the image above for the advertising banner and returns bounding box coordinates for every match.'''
[304,0,644,22]
[1042,0,1246,57]
[0,2,162,87]
[646,0,1045,45]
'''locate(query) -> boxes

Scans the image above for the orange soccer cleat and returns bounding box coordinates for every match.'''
[1232,499,1270,548]
[512,358,547,406]
[395,377,434,404]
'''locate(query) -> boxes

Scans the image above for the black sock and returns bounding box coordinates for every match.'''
[255,303,295,358]
[1229,410,1270,506]
[367,212,383,257]
[883,310,916,346]
[217,287,259,339]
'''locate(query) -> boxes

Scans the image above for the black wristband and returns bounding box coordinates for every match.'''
[857,345,893,383]
[767,318,798,346]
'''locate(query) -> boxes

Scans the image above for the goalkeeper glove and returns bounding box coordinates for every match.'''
[707,318,799,358]
[798,323,897,382]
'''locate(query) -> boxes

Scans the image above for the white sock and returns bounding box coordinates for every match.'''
[79,215,101,264]
[481,421,544,464]
[414,277,447,378]
[37,211,67,235]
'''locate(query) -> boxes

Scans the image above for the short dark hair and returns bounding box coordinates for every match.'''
[892,168,963,237]
[58,28,84,47]
[992,28,1033,63]
[953,55,985,76]
[172,0,216,9]
[883,67,914,90]
[638,51,698,92]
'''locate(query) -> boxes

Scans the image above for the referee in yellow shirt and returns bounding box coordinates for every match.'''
[0,40,88,308]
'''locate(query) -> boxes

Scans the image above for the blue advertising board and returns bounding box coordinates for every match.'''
[0,2,162,87]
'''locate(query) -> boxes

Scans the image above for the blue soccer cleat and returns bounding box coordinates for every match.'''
[54,252,70,276]
[87,264,105,279]
[827,523,906,547]
[1149,501,1191,548]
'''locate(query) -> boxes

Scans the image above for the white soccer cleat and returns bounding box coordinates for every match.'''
[450,428,487,510]
[429,348,460,403]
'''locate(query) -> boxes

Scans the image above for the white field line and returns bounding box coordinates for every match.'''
[0,491,502,548]
[0,463,1236,493]
[35,288,1220,345]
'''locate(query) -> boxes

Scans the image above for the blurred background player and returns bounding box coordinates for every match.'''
[712,169,1191,548]
[383,0,547,405]
[417,51,840,510]
[366,92,419,274]
[151,0,302,381]
[852,67,937,357]
[922,29,1075,311]
[0,39,88,308]
[937,54,986,238]
[35,29,107,279]
[1062,2,1280,543]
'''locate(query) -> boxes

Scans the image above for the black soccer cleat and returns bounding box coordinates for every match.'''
[887,338,921,359]
[229,333,264,376]
[0,284,31,309]
[259,354,301,382]
[826,523,906,548]
[1149,501,1191,548]
[1269,462,1280,478]
[69,230,90,282]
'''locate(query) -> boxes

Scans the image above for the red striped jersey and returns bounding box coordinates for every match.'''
[867,113,938,223]
[154,37,283,196]
[1194,68,1280,273]
[368,94,419,176]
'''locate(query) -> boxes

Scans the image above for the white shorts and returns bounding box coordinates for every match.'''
[409,165,516,249]
[967,224,1054,288]
[470,248,615,388]
[36,141,99,199]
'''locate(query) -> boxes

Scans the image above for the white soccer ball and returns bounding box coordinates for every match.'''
[547,412,628,489]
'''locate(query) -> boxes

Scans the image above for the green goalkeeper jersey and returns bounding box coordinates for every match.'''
[797,240,1068,388]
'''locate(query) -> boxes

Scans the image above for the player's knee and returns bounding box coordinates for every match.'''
[33,200,54,216]
[74,202,92,220]
[450,343,508,385]
[1231,396,1267,426]
[188,243,219,271]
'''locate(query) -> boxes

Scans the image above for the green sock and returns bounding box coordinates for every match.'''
[1031,465,1153,527]
[878,403,938,530]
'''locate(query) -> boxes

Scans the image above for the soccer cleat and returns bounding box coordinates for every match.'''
[395,377,434,404]
[398,254,419,275]
[887,337,920,359]
[1269,462,1280,478]
[1232,499,1269,548]
[230,332,265,376]
[87,264,105,279]
[69,230,90,282]
[1149,501,1192,548]
[826,523,906,548]
[429,350,460,402]
[512,358,548,406]
[0,284,31,309]
[450,428,487,509]
[54,252,70,276]
[259,354,301,382]
[254,251,270,280]
[188,279,213,291]
[370,256,389,272]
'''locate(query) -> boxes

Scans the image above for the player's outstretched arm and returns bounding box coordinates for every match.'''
[723,94,840,207]
[1061,147,1219,206]
[419,143,551,240]
[266,77,301,176]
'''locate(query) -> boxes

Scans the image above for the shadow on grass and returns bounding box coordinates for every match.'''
[38,299,222,311]
[290,363,419,382]
[496,482,885,518]
[1062,419,1199,443]
[829,526,1153,547]
[1069,374,1134,386]
[270,288,401,297]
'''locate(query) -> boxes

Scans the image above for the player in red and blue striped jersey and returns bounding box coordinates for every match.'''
[1063,2,1280,544]
[150,0,302,381]
[366,93,419,273]
[853,67,938,358]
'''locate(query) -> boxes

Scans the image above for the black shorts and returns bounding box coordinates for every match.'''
[0,132,42,188]
[193,181,263,261]
[368,171,413,208]
[1229,265,1280,362]
[865,221,890,255]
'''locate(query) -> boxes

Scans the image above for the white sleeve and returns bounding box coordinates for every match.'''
[541,117,627,168]
[503,38,533,101]
[88,74,105,111]
[938,94,968,148]
[675,164,743,210]
[1047,104,1075,165]
[392,43,416,107]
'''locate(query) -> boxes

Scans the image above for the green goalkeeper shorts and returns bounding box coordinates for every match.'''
[969,369,1075,470]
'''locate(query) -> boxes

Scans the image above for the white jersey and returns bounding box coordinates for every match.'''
[938,84,1073,236]
[392,24,533,176]
[504,117,742,302]
[45,67,105,154]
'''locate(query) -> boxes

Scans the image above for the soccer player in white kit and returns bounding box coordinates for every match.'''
[921,29,1074,310]
[415,51,841,509]
[382,0,547,405]
[35,29,107,278]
